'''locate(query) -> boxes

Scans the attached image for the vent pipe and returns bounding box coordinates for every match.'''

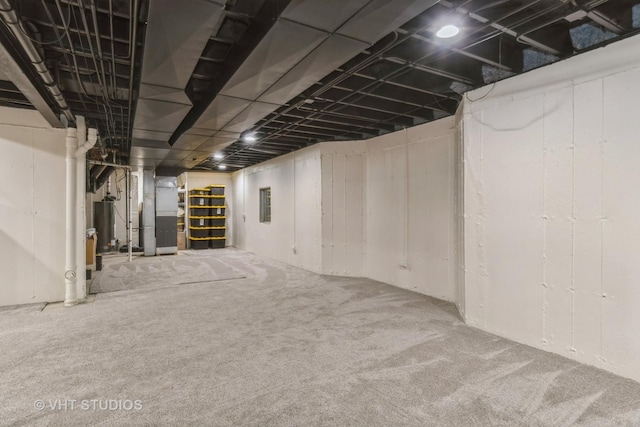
[64,121,97,306]
[64,126,79,306]
[76,116,87,301]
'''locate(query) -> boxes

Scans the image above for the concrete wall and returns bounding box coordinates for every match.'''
[0,107,66,306]
[364,118,458,302]
[462,35,640,382]
[232,146,323,272]
[184,172,234,247]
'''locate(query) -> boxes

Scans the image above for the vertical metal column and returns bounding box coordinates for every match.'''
[142,169,156,256]
[155,176,178,255]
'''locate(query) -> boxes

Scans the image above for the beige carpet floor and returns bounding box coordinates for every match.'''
[1,248,639,426]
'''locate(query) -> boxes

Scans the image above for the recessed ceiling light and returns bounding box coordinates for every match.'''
[213,153,224,160]
[242,133,257,143]
[218,164,227,170]
[436,24,460,39]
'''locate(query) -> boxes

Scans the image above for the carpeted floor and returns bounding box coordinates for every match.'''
[1,248,639,426]
[90,251,246,293]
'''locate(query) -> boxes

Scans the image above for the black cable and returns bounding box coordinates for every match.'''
[15,0,72,46]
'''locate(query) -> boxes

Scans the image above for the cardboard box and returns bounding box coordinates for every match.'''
[177,232,186,250]
[86,234,97,267]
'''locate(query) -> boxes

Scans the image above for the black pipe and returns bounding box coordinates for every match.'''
[94,166,115,192]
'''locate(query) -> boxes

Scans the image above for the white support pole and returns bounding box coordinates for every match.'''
[66,125,97,307]
[75,116,87,300]
[64,127,78,307]
[128,170,133,262]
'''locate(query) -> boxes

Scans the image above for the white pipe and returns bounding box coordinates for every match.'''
[75,116,87,301]
[292,151,296,255]
[64,127,78,307]
[65,125,97,307]
[76,128,98,157]
[402,127,409,269]
[87,160,132,170]
[128,170,133,262]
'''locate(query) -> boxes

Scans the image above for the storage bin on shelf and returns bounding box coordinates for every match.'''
[207,184,225,195]
[190,216,211,227]
[189,226,211,239]
[209,237,226,249]
[210,216,225,226]
[189,188,209,196]
[189,206,211,216]
[189,237,210,250]
[210,195,225,206]
[210,206,226,216]
[189,194,209,207]
[208,226,226,238]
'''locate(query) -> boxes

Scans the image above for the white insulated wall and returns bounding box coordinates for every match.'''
[364,118,458,302]
[462,35,640,382]
[0,107,66,306]
[232,146,322,272]
[233,118,459,302]
[321,141,366,277]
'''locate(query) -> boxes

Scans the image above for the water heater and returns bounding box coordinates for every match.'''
[94,201,115,253]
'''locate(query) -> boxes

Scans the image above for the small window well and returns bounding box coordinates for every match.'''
[260,187,271,223]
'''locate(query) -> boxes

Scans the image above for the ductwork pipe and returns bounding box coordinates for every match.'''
[95,167,115,192]
[89,165,107,191]
[0,0,74,123]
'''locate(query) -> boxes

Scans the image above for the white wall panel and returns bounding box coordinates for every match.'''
[33,129,68,303]
[232,118,457,301]
[330,153,347,275]
[343,154,364,277]
[231,170,246,250]
[601,67,640,381]
[478,96,545,343]
[364,118,457,301]
[541,88,574,356]
[572,79,604,366]
[294,150,322,272]
[364,133,405,287]
[0,107,66,306]
[320,141,365,276]
[0,125,36,305]
[462,35,640,382]
[233,146,322,272]
[463,109,486,327]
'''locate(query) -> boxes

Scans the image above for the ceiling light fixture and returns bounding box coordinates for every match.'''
[436,24,460,38]
[213,153,224,160]
[242,133,257,143]
[218,164,227,170]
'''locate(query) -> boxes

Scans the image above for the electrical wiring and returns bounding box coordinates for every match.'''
[14,0,72,46]
[464,34,503,103]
